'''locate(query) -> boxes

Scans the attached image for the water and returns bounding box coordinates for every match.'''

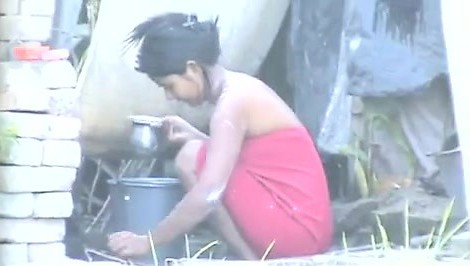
[118,159,160,179]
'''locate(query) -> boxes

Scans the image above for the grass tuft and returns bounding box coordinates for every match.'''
[261,240,276,261]
[192,240,219,259]
[359,198,470,262]
[148,231,158,266]
[342,232,349,253]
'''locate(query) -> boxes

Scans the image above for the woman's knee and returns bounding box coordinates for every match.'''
[174,139,204,176]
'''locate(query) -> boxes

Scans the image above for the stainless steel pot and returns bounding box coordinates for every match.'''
[128,115,164,155]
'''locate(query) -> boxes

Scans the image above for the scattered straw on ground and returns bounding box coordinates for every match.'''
[25,248,466,266]
[166,249,468,266]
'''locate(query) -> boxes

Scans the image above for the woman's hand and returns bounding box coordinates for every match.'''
[108,231,150,258]
[162,115,208,143]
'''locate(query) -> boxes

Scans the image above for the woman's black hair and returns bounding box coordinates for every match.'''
[124,13,221,78]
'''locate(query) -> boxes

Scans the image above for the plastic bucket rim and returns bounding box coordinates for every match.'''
[107,177,181,187]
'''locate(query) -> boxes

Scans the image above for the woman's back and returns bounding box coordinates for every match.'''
[215,71,333,257]
[220,71,302,138]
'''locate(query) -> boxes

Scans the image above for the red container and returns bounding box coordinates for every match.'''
[13,43,50,61]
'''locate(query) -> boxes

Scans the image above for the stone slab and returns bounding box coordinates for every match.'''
[33,192,73,218]
[333,198,379,234]
[0,218,65,243]
[0,166,77,193]
[0,61,77,90]
[0,192,34,218]
[0,138,43,166]
[0,112,81,140]
[372,187,452,245]
[42,140,81,168]
[28,242,66,263]
[0,243,28,265]
[0,15,52,41]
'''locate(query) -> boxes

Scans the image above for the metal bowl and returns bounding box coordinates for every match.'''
[128,115,165,155]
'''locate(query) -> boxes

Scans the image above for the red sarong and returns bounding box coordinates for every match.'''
[195,126,333,259]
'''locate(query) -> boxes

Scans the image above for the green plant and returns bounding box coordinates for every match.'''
[339,111,416,198]
[341,232,349,253]
[332,200,468,264]
[339,136,373,197]
[372,199,469,256]
[433,199,470,251]
[0,123,18,157]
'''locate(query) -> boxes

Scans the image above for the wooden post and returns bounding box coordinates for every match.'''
[441,0,470,223]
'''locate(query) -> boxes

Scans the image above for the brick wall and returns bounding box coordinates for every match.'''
[0,0,81,265]
[0,1,82,264]
[0,59,80,264]
[0,0,55,60]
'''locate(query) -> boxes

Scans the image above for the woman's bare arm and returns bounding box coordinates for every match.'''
[151,98,246,246]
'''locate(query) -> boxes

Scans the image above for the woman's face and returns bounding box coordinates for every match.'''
[154,62,206,106]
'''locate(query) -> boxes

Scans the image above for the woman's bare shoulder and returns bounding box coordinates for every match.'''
[210,73,257,125]
[223,71,269,100]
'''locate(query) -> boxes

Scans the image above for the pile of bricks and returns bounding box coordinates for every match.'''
[0,0,55,60]
[0,1,81,264]
[0,60,81,265]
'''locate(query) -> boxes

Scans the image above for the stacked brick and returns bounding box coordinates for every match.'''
[0,0,55,60]
[0,55,80,265]
[0,1,81,264]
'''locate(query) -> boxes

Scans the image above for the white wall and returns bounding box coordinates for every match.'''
[441,0,470,223]
[78,0,289,156]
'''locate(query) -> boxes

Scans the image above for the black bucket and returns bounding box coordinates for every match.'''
[108,177,185,264]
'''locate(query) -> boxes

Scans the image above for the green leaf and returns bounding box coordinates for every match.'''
[375,215,391,250]
[371,234,377,251]
[434,199,455,250]
[354,157,369,198]
[342,232,349,253]
[439,216,470,249]
[425,227,436,250]
[404,200,410,249]
[338,145,369,163]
